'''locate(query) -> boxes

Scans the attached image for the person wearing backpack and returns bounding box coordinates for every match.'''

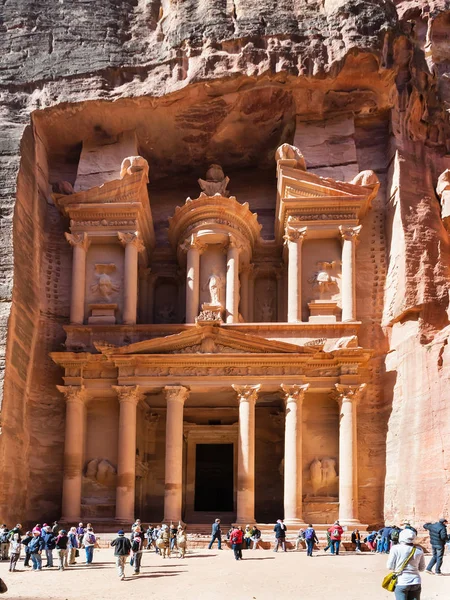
[386,529,425,599]
[327,521,344,555]
[230,525,244,560]
[82,528,96,564]
[0,526,10,560]
[111,530,132,581]
[131,526,143,574]
[304,524,319,557]
[391,527,401,546]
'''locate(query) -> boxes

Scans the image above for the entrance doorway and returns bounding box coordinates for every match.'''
[194,444,234,512]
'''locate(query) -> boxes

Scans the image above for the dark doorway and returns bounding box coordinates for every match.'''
[194,444,234,512]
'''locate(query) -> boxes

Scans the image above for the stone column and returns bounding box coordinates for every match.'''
[240,265,251,322]
[183,237,205,324]
[118,233,145,325]
[65,233,90,325]
[339,225,361,322]
[284,224,307,323]
[164,385,190,523]
[233,384,260,523]
[281,383,309,525]
[334,383,366,525]
[147,272,157,323]
[138,267,150,323]
[226,237,241,323]
[57,385,87,522]
[113,385,144,521]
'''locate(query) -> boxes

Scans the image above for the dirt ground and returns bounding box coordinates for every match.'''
[0,547,448,600]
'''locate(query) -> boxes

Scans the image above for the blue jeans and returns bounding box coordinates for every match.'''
[45,548,53,567]
[232,543,242,560]
[31,552,42,570]
[85,545,94,564]
[331,540,340,555]
[394,584,421,600]
[208,533,222,549]
[427,545,444,574]
[306,539,314,556]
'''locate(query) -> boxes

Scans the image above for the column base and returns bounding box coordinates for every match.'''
[235,517,256,525]
[284,518,308,527]
[338,519,366,529]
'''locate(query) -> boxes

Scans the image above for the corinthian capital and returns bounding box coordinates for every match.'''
[57,385,87,404]
[65,232,90,251]
[164,385,190,404]
[333,383,366,406]
[227,234,243,252]
[280,383,309,404]
[232,384,261,403]
[339,225,362,241]
[283,224,307,245]
[118,232,145,253]
[180,235,206,255]
[113,385,145,405]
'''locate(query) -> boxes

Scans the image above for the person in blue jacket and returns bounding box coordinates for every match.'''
[424,518,448,575]
[42,525,56,567]
[28,530,45,571]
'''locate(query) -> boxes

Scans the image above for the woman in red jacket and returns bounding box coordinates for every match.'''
[230,526,244,561]
[327,521,344,555]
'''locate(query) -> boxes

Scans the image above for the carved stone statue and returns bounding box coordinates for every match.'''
[120,155,149,182]
[350,169,379,188]
[437,169,450,221]
[198,164,230,197]
[259,298,274,322]
[310,458,323,495]
[308,261,338,299]
[91,264,120,299]
[203,269,225,306]
[85,458,117,486]
[321,457,337,490]
[275,143,307,170]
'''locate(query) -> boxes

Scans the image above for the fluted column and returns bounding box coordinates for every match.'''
[57,385,87,521]
[164,385,190,522]
[65,233,90,325]
[233,384,260,523]
[334,383,366,525]
[182,237,205,323]
[281,383,309,525]
[226,237,241,323]
[240,265,251,322]
[284,223,307,323]
[339,225,361,322]
[138,267,150,323]
[113,385,144,521]
[118,233,145,325]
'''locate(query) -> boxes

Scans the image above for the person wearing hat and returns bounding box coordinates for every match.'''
[386,529,425,599]
[55,530,69,571]
[111,530,132,581]
[423,518,448,575]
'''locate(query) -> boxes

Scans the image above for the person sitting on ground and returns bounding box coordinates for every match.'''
[111,530,131,581]
[386,529,425,599]
[423,518,448,576]
[251,526,262,550]
[244,525,253,550]
[230,525,244,561]
[351,529,362,553]
[273,519,287,552]
[8,533,21,572]
[327,521,344,556]
[304,524,319,557]
[295,528,305,551]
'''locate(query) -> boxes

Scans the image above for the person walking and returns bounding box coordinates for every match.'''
[8,533,21,572]
[42,525,56,567]
[68,527,79,565]
[251,526,262,550]
[28,530,45,571]
[55,530,69,571]
[230,525,244,560]
[423,518,448,575]
[304,524,319,557]
[208,519,222,550]
[82,527,96,565]
[327,521,344,555]
[386,529,425,600]
[111,530,132,581]
[323,530,332,553]
[21,531,33,567]
[273,519,287,552]
[352,529,362,553]
[131,526,144,575]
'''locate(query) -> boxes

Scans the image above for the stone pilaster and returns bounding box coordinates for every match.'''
[182,236,206,324]
[240,264,251,322]
[138,267,150,323]
[57,385,87,522]
[334,383,366,526]
[284,224,307,323]
[113,385,145,521]
[65,232,90,325]
[233,384,260,523]
[339,225,361,322]
[118,232,145,325]
[281,383,309,525]
[163,385,190,522]
[226,236,241,323]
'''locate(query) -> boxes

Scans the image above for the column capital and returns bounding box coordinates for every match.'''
[65,232,90,251]
[113,385,145,405]
[57,385,87,404]
[280,383,309,404]
[180,235,206,255]
[227,234,243,252]
[283,223,307,245]
[232,384,261,403]
[339,225,362,241]
[333,383,366,406]
[164,385,190,404]
[118,232,145,253]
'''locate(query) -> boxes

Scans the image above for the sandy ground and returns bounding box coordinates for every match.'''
[0,547,448,600]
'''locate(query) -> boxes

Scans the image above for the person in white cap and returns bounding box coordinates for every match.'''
[386,529,425,600]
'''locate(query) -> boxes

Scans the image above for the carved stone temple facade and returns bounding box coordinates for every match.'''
[48,142,380,527]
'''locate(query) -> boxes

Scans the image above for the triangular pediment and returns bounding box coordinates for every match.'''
[94,324,315,356]
[280,166,377,200]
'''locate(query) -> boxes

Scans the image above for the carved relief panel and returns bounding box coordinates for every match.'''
[153,278,179,323]
[85,244,124,323]
[254,276,277,322]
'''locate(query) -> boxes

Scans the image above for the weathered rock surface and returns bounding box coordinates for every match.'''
[0,1,449,526]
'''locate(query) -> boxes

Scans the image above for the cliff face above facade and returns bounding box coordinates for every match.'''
[0,1,449,525]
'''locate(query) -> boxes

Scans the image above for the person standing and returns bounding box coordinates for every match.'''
[386,529,425,600]
[82,527,96,565]
[55,530,69,571]
[68,527,79,565]
[251,526,262,550]
[327,521,344,556]
[273,519,287,552]
[21,531,33,567]
[208,519,222,550]
[8,534,21,572]
[28,530,45,571]
[378,525,392,554]
[111,530,132,581]
[323,530,332,553]
[304,525,319,557]
[146,525,154,550]
[42,525,56,568]
[423,518,448,576]
[0,525,9,561]
[76,523,85,547]
[230,525,244,561]
[352,529,362,553]
[131,526,143,575]
[52,521,59,535]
